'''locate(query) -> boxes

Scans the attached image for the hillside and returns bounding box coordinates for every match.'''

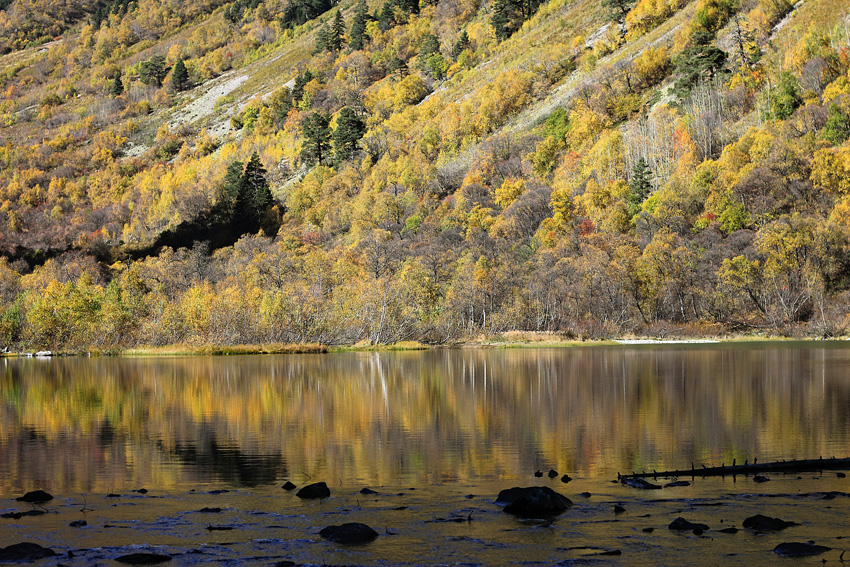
[0,0,849,350]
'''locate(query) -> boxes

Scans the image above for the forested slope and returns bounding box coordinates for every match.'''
[0,0,848,350]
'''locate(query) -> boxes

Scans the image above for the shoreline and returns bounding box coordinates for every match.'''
[3,333,849,357]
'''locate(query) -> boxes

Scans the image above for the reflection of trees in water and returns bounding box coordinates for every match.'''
[1,346,850,493]
[165,426,284,487]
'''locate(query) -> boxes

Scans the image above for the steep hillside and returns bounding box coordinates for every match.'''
[0,0,849,350]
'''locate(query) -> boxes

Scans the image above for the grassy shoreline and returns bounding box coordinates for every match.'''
[4,332,848,357]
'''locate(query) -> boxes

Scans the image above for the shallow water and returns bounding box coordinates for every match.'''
[1,344,849,565]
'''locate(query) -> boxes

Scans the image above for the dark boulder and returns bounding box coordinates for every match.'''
[622,478,662,490]
[497,486,572,518]
[752,475,770,483]
[773,542,831,557]
[198,507,222,513]
[114,552,173,564]
[16,490,53,503]
[534,470,543,477]
[613,505,626,514]
[319,522,379,544]
[360,488,378,495]
[743,514,798,531]
[547,469,558,478]
[296,482,330,499]
[561,474,572,483]
[0,543,57,562]
[668,517,709,531]
[69,519,87,527]
[281,481,297,490]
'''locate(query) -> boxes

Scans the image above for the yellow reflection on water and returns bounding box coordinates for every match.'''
[1,345,849,495]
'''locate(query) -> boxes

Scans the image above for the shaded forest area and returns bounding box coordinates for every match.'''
[0,0,849,350]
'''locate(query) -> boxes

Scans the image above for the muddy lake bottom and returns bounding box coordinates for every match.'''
[2,474,849,566]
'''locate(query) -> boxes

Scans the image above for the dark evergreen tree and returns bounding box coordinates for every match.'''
[171,58,189,91]
[333,107,366,163]
[377,0,396,30]
[672,31,727,99]
[232,153,273,234]
[292,69,314,103]
[452,30,470,59]
[603,0,631,26]
[139,55,169,87]
[329,10,346,52]
[491,0,522,41]
[771,71,801,120]
[110,71,124,97]
[281,0,334,28]
[627,157,652,218]
[389,56,408,77]
[224,0,243,23]
[301,112,332,166]
[313,23,331,54]
[349,0,369,50]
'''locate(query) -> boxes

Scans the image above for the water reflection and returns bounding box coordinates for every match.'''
[0,345,849,494]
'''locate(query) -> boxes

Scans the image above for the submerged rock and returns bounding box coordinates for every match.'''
[613,505,626,514]
[197,507,222,513]
[296,482,330,499]
[115,552,173,564]
[668,517,709,531]
[69,519,87,527]
[743,514,798,531]
[534,471,543,478]
[752,475,770,483]
[16,490,53,503]
[319,522,379,544]
[773,542,831,557]
[0,543,56,562]
[561,474,572,483]
[281,481,297,490]
[547,469,559,478]
[664,480,691,488]
[360,487,378,495]
[497,486,572,518]
[622,478,662,490]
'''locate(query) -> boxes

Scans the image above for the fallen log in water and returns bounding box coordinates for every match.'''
[618,456,850,480]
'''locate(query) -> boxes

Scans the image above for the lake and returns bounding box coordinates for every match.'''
[1,344,849,565]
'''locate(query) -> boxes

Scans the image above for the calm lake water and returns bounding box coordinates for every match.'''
[1,344,849,565]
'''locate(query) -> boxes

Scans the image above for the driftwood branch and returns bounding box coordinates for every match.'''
[619,456,850,480]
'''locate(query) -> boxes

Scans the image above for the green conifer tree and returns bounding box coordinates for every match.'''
[301,112,332,166]
[171,58,189,91]
[333,107,366,163]
[329,10,346,52]
[349,0,369,50]
[627,157,652,218]
[110,71,124,97]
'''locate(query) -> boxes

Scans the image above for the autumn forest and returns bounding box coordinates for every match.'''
[0,0,849,350]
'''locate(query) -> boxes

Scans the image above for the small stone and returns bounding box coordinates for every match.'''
[534,470,543,478]
[668,517,709,531]
[743,514,797,531]
[561,474,572,483]
[69,520,87,527]
[106,493,122,498]
[360,488,378,495]
[752,475,770,483]
[296,482,330,499]
[580,492,591,498]
[1,512,22,519]
[547,469,558,478]
[114,552,173,564]
[837,472,846,478]
[198,507,222,513]
[319,522,379,544]
[133,488,149,494]
[0,543,57,562]
[498,486,572,518]
[642,527,654,533]
[773,542,831,557]
[282,481,297,490]
[614,505,626,514]
[16,490,53,503]
[718,527,739,534]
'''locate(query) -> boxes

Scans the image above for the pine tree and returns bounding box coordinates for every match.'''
[491,0,519,41]
[333,107,366,163]
[110,71,124,97]
[233,153,273,234]
[349,0,369,50]
[627,157,652,218]
[301,112,332,166]
[171,58,189,91]
[292,69,314,103]
[452,30,470,59]
[329,10,346,52]
[602,0,630,26]
[139,55,168,87]
[313,24,331,54]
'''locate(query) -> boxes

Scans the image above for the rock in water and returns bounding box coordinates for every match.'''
[114,552,173,564]
[752,475,770,483]
[0,543,56,562]
[664,480,691,488]
[773,542,831,557]
[319,522,379,544]
[16,490,53,503]
[668,517,710,531]
[360,487,378,495]
[547,469,558,478]
[281,481,297,490]
[296,482,330,499]
[497,486,572,518]
[560,474,572,483]
[743,514,798,531]
[621,478,662,490]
